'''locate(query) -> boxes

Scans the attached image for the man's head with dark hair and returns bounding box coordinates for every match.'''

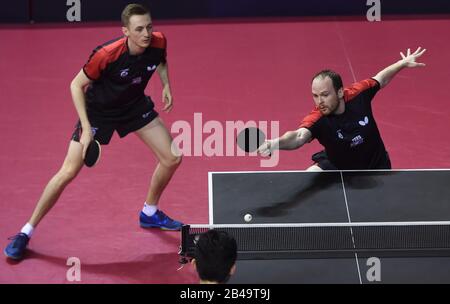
[312,70,343,93]
[121,4,153,53]
[311,69,345,116]
[121,3,150,27]
[193,230,237,284]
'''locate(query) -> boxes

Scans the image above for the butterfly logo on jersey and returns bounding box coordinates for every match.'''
[147,65,157,71]
[336,129,344,139]
[358,116,369,126]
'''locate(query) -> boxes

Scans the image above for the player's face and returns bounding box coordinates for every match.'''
[312,77,341,115]
[123,14,153,49]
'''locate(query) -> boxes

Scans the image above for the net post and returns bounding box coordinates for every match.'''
[178,224,191,264]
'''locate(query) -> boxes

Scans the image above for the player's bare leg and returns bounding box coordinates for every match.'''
[29,141,84,227]
[5,141,84,260]
[135,117,183,230]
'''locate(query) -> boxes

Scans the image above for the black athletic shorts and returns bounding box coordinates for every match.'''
[71,97,159,145]
[311,150,392,170]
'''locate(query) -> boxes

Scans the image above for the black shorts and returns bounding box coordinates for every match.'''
[71,97,159,145]
[311,150,338,170]
[311,150,392,170]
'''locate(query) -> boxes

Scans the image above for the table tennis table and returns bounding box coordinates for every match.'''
[191,169,450,283]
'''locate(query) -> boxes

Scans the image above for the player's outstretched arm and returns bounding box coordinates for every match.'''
[258,127,312,157]
[373,47,426,89]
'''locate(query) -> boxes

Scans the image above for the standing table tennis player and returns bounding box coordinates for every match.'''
[5,4,183,261]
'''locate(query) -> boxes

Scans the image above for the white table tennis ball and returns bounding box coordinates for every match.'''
[244,214,252,222]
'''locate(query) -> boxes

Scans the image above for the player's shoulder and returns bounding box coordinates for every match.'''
[346,78,379,90]
[299,108,325,129]
[99,37,127,53]
[344,78,380,101]
[91,36,127,60]
[150,31,167,49]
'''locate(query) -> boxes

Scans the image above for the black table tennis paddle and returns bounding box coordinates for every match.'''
[237,127,266,153]
[84,140,101,167]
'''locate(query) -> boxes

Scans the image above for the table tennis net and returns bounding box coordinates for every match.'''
[179,223,450,261]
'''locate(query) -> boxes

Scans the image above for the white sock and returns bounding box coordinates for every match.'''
[142,203,158,217]
[20,223,34,238]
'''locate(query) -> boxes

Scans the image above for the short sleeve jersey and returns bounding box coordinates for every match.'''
[83,32,167,116]
[299,79,389,169]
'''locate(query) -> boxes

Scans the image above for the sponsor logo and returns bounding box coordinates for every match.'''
[350,135,364,147]
[91,127,99,136]
[120,68,129,77]
[359,116,369,126]
[132,77,142,84]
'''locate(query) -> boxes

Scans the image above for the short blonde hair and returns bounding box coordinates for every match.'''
[121,4,150,27]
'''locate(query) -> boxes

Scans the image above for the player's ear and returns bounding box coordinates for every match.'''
[338,87,344,99]
[122,26,129,37]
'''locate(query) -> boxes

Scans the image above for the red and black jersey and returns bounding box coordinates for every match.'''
[299,78,389,170]
[83,32,167,116]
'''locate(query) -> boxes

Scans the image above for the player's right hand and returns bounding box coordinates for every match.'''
[80,127,94,160]
[258,140,273,157]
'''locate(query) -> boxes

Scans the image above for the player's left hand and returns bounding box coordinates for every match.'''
[400,47,426,68]
[162,85,173,113]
